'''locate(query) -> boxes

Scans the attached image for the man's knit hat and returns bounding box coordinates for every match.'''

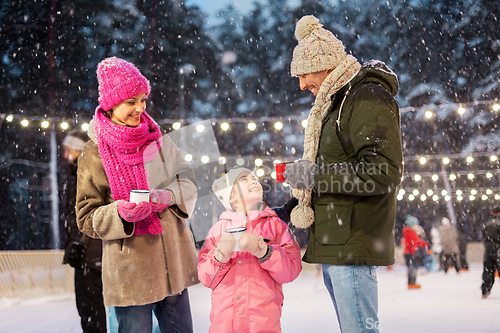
[212,167,253,210]
[291,15,347,77]
[96,57,151,111]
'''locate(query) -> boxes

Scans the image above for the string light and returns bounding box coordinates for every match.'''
[247,122,256,131]
[81,123,89,131]
[274,122,283,130]
[424,110,433,119]
[254,158,263,167]
[184,154,193,162]
[60,122,69,130]
[173,122,181,130]
[196,124,205,133]
[490,155,498,162]
[6,115,13,122]
[220,122,230,131]
[419,157,427,165]
[21,119,29,127]
[493,104,500,112]
[458,106,466,115]
[41,121,49,129]
[466,156,474,163]
[201,155,209,164]
[218,157,226,165]
[443,157,450,164]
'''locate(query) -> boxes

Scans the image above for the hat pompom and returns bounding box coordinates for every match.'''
[295,15,322,40]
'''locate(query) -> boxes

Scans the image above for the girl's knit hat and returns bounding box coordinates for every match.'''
[212,167,253,210]
[96,57,151,111]
[291,15,347,77]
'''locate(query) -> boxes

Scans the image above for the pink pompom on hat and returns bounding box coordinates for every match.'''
[96,57,151,111]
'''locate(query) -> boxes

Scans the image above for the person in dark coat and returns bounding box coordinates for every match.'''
[282,15,403,333]
[458,228,470,271]
[481,207,500,298]
[62,129,106,332]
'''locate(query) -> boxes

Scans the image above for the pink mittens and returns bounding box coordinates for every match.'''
[118,201,153,222]
[239,232,268,258]
[214,233,236,263]
[149,189,173,213]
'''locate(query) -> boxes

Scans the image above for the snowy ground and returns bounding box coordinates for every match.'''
[1,263,499,333]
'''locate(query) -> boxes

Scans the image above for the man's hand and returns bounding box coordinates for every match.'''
[283,159,316,189]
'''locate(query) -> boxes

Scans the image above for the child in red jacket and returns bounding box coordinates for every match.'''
[402,215,429,289]
[197,167,302,333]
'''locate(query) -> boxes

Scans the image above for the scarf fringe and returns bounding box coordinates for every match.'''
[290,204,315,228]
[293,56,361,229]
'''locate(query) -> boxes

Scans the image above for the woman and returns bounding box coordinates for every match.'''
[76,57,198,333]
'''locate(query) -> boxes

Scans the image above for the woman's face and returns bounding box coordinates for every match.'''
[110,93,147,127]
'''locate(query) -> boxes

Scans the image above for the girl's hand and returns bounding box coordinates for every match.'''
[239,232,268,258]
[214,233,236,263]
[117,201,153,222]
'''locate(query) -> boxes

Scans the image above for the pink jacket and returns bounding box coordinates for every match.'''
[197,206,302,333]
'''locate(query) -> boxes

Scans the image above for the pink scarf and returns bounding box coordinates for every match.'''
[94,108,163,235]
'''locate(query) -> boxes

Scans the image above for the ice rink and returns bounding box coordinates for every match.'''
[1,263,499,333]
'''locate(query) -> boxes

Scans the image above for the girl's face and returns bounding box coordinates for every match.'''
[230,172,263,211]
[110,93,147,127]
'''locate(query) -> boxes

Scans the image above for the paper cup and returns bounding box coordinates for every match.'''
[275,162,292,183]
[129,190,150,204]
[225,227,247,252]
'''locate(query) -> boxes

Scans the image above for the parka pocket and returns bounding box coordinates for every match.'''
[314,197,353,245]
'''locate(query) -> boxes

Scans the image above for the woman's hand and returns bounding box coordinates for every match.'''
[149,189,173,213]
[117,201,153,222]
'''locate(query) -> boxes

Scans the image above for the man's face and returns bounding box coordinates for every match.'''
[298,70,332,96]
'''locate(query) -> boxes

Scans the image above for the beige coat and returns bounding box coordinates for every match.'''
[76,126,199,307]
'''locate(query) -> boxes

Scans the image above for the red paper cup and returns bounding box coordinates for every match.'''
[275,162,292,183]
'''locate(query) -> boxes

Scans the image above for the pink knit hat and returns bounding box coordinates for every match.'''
[96,57,151,111]
[291,15,347,77]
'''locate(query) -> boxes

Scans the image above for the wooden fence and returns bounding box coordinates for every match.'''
[0,250,73,300]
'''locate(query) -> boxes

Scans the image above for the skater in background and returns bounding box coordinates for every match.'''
[62,129,106,333]
[430,223,443,272]
[439,217,461,274]
[76,57,199,333]
[481,207,500,299]
[458,228,470,272]
[198,167,302,333]
[402,215,428,289]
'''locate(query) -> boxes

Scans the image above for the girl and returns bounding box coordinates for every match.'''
[76,57,198,333]
[198,167,302,333]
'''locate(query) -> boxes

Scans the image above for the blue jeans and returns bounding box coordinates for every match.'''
[322,265,379,333]
[114,289,193,333]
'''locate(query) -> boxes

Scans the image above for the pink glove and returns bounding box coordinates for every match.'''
[117,201,153,222]
[150,189,173,213]
[239,232,268,258]
[214,233,236,263]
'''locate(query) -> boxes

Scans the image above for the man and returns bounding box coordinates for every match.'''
[283,15,403,332]
[62,129,106,332]
[481,207,500,299]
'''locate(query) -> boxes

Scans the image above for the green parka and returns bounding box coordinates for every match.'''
[303,61,403,266]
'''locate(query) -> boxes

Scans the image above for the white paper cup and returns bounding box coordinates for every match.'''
[225,227,247,252]
[129,190,150,204]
